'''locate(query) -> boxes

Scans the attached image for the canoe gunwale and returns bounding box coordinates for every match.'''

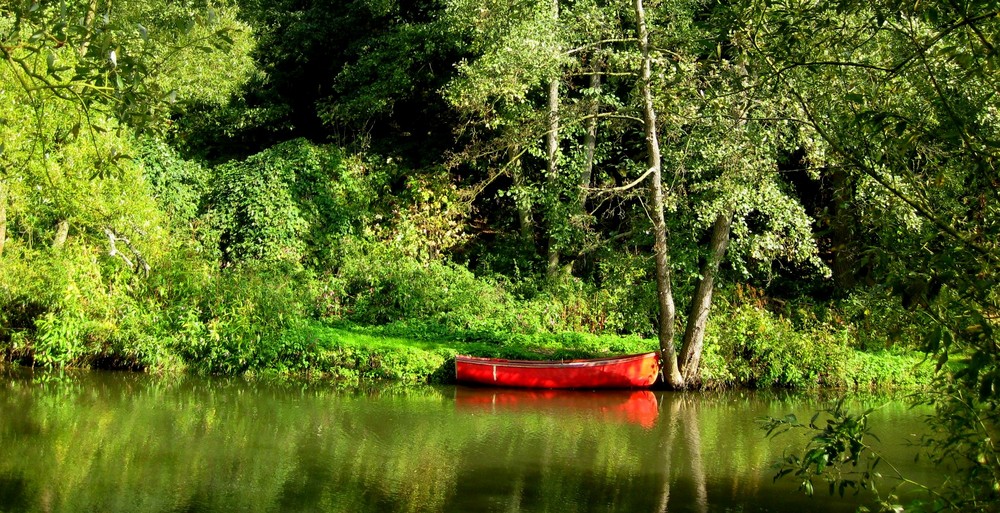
[454,352,657,369]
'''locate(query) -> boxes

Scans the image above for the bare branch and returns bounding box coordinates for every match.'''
[104,227,151,277]
[585,167,655,195]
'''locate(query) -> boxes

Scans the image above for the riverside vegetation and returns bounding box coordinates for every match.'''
[0,1,997,511]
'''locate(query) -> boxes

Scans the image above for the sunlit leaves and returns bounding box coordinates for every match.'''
[739,0,1000,509]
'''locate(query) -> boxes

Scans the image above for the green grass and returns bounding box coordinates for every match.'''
[291,322,658,385]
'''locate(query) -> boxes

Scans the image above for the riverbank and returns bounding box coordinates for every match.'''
[3,319,932,390]
[292,323,936,390]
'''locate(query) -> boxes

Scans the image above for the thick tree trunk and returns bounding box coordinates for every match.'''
[634,0,683,388]
[545,0,562,279]
[53,219,69,249]
[0,179,7,257]
[679,211,733,383]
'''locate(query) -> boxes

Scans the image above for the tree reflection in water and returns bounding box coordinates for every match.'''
[0,369,932,513]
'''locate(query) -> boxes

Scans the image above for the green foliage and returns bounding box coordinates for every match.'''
[208,139,375,267]
[763,402,888,501]
[735,0,1000,507]
[136,137,210,225]
[1,0,253,135]
[701,293,933,390]
[323,237,514,329]
[0,243,159,369]
[704,299,848,389]
[370,168,470,261]
[163,262,318,375]
[325,236,662,339]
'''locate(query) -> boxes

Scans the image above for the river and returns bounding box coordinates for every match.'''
[0,368,939,512]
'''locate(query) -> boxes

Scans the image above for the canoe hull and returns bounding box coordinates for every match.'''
[454,352,660,389]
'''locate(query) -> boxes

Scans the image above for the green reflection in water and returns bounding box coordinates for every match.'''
[0,369,936,513]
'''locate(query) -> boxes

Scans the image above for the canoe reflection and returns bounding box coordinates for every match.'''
[454,386,659,428]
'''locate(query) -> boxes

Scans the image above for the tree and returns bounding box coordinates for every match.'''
[736,0,1000,507]
[444,0,628,277]
[0,0,253,254]
[444,0,823,387]
[633,0,823,388]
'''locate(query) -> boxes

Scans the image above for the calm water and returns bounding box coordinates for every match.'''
[0,368,939,513]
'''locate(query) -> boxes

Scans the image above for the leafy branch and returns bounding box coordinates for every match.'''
[761,400,956,512]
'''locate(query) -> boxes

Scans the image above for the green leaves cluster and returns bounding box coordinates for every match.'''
[209,139,375,267]
[763,402,887,500]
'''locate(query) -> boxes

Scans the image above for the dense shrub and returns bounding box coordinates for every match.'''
[700,298,932,390]
[208,139,376,267]
[322,237,650,337]
[0,244,164,369]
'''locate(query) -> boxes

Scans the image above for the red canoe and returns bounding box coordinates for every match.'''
[454,352,660,389]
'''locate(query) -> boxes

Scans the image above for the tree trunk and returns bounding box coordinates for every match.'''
[679,211,733,383]
[580,61,601,209]
[634,0,683,388]
[53,219,69,249]
[79,0,99,57]
[545,0,562,279]
[0,179,7,258]
[829,168,857,288]
[510,148,534,241]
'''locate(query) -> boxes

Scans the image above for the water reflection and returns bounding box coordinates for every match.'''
[454,387,659,428]
[0,368,935,513]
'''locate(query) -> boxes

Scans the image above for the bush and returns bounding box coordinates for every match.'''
[208,139,376,267]
[700,298,932,390]
[0,244,161,369]
[701,302,845,388]
[323,238,511,328]
[157,260,319,375]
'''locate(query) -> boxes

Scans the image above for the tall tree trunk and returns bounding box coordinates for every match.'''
[829,168,857,288]
[579,58,601,209]
[53,219,69,249]
[0,179,7,258]
[634,0,683,388]
[545,0,562,279]
[679,211,733,383]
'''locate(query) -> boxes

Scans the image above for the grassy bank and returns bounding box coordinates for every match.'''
[0,240,934,390]
[162,321,933,390]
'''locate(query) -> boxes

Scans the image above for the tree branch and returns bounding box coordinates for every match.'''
[585,167,655,195]
[104,228,151,277]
